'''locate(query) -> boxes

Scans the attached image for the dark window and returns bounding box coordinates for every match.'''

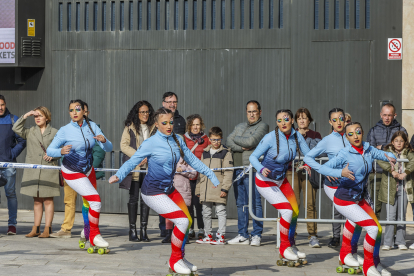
[129,1,133,30]
[221,0,225,29]
[174,0,178,30]
[279,0,283,28]
[259,0,263,29]
[67,2,72,31]
[250,0,253,29]
[93,2,98,31]
[147,1,151,30]
[85,2,89,31]
[240,0,244,29]
[120,1,125,31]
[102,1,107,31]
[76,2,80,31]
[202,0,206,30]
[138,1,142,30]
[165,0,170,30]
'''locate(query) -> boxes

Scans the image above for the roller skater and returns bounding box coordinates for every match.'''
[318,122,396,276]
[249,109,311,267]
[47,99,113,255]
[304,108,364,265]
[109,108,220,275]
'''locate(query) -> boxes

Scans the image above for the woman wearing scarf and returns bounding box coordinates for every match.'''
[184,114,211,239]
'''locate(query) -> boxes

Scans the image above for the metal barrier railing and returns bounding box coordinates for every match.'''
[247,158,414,247]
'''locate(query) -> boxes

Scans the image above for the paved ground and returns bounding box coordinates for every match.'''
[0,208,414,276]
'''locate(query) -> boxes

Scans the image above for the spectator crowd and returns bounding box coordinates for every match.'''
[0,92,413,251]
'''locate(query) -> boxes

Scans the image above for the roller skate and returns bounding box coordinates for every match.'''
[366,265,382,276]
[87,234,110,255]
[336,254,362,274]
[276,247,302,267]
[353,254,364,266]
[79,229,88,249]
[377,263,391,276]
[167,259,197,276]
[292,245,308,265]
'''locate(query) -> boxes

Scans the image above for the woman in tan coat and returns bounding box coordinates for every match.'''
[12,106,59,238]
[119,101,155,242]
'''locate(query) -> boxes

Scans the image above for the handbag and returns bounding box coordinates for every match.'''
[39,142,64,187]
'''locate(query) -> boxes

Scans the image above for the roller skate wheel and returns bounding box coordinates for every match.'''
[287,261,295,267]
[98,248,105,255]
[276,260,283,266]
[87,247,95,254]
[336,266,344,273]
[301,259,308,265]
[347,268,355,275]
[79,243,85,249]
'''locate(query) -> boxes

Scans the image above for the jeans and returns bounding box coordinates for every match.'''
[383,187,408,246]
[0,168,17,226]
[233,169,263,238]
[189,180,204,230]
[202,202,227,236]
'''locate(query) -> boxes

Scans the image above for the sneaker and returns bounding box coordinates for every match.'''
[197,229,204,240]
[398,244,408,250]
[50,229,72,238]
[250,235,261,246]
[227,234,250,245]
[211,234,226,245]
[382,245,391,251]
[309,236,321,248]
[160,229,167,237]
[328,237,340,248]
[7,226,16,235]
[188,229,195,239]
[410,243,414,250]
[377,263,391,276]
[196,234,213,244]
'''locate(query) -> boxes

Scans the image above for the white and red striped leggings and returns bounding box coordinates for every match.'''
[142,189,192,269]
[324,185,363,259]
[255,173,298,258]
[61,166,101,246]
[334,196,382,275]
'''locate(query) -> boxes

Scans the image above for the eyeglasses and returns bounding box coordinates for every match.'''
[331,117,344,123]
[69,108,82,113]
[33,115,43,118]
[139,111,150,115]
[345,120,351,124]
[347,129,362,136]
[247,110,259,115]
[277,117,290,123]
[161,120,174,126]
[164,101,178,105]
[210,139,222,143]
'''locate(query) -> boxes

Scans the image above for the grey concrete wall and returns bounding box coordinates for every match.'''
[0,0,402,220]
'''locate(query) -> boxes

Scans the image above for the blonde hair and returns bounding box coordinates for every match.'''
[345,113,352,121]
[34,106,52,124]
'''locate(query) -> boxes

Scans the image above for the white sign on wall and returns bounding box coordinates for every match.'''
[388,38,402,60]
[0,0,15,64]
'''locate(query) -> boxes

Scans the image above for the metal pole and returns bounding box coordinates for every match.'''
[387,173,390,222]
[374,160,377,214]
[305,170,308,219]
[319,159,322,219]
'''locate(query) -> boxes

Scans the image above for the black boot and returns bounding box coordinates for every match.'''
[140,198,151,242]
[162,229,172,243]
[128,203,140,242]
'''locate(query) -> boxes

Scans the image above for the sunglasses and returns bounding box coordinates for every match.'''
[277,117,290,123]
[161,120,174,126]
[347,129,362,136]
[69,108,82,113]
[210,139,222,143]
[331,117,344,123]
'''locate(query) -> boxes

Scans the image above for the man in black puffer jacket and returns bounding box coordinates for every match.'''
[366,103,407,219]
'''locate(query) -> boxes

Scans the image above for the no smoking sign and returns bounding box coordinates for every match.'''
[388,38,402,60]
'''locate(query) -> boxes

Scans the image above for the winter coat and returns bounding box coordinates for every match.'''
[184,132,211,180]
[115,130,220,196]
[173,157,197,206]
[173,110,186,135]
[378,148,414,204]
[119,123,146,189]
[226,117,269,167]
[0,108,26,162]
[250,129,310,181]
[47,120,113,174]
[196,145,233,205]
[92,123,106,180]
[366,119,408,173]
[319,142,396,202]
[12,116,60,197]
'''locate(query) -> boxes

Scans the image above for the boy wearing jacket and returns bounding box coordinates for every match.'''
[196,127,233,245]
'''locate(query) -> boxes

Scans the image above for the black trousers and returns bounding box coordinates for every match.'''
[128,173,145,204]
[189,180,204,230]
